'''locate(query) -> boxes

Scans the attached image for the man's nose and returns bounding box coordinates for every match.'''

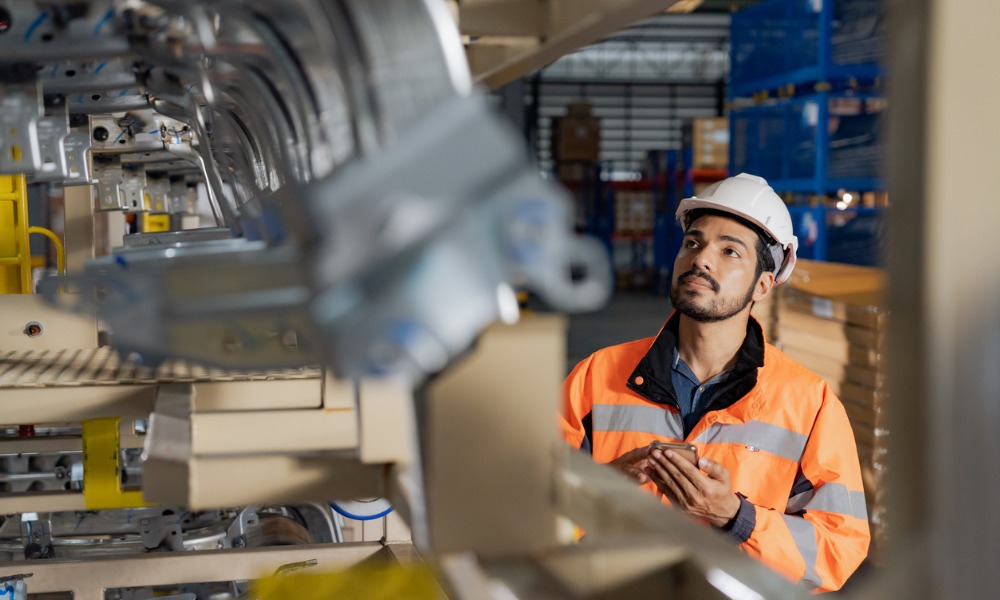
[690,245,713,272]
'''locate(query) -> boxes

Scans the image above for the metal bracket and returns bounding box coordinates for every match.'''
[168,178,199,215]
[225,506,261,548]
[90,110,190,155]
[0,84,87,185]
[139,514,184,551]
[0,82,43,176]
[62,131,94,186]
[34,111,70,182]
[121,165,148,213]
[94,154,126,211]
[145,175,171,213]
[81,417,155,510]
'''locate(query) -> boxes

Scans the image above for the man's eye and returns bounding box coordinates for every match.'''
[684,240,699,248]
[725,248,740,257]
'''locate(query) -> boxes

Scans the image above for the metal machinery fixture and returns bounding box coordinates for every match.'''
[0,0,809,598]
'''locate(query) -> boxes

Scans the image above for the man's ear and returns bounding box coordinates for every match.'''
[753,271,776,302]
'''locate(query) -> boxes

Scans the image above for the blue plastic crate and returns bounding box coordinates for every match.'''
[730,92,884,194]
[730,0,883,96]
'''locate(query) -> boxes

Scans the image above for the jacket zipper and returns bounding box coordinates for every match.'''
[701,375,748,417]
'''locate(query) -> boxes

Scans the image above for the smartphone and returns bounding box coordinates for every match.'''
[649,441,699,466]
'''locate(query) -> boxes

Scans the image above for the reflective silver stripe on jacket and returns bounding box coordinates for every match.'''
[693,420,808,462]
[592,404,685,440]
[780,514,822,588]
[787,482,868,520]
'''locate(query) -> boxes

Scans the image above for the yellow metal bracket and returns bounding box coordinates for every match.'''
[82,417,154,510]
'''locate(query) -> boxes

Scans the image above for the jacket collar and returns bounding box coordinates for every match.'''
[626,311,766,412]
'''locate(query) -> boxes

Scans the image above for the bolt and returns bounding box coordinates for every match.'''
[93,126,109,142]
[23,322,42,338]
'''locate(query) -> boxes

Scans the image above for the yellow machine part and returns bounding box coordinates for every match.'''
[254,564,443,600]
[82,417,155,510]
[0,174,31,293]
[141,213,171,233]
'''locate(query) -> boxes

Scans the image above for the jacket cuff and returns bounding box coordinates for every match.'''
[720,494,755,543]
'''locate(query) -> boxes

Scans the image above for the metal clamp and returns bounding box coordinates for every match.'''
[19,514,52,560]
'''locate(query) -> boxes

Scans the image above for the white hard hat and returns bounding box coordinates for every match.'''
[676,173,798,284]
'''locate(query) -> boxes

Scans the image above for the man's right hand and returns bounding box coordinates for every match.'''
[609,446,653,484]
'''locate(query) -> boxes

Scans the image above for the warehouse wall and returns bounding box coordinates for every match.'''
[530,80,724,177]
[522,13,730,178]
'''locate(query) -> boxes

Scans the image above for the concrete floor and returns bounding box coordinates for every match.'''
[565,290,672,373]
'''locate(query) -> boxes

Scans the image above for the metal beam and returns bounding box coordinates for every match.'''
[463,0,686,89]
[555,451,805,598]
[0,491,86,514]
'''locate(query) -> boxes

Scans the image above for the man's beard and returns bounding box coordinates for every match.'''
[669,269,756,323]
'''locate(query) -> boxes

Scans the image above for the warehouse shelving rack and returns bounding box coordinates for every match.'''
[560,161,672,291]
[729,91,885,196]
[727,0,887,267]
[729,0,883,98]
[788,205,885,266]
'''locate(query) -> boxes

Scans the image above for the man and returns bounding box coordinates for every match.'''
[561,173,870,592]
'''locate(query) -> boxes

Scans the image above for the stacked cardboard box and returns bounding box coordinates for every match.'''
[682,117,729,169]
[552,102,601,163]
[775,260,888,561]
[614,190,653,235]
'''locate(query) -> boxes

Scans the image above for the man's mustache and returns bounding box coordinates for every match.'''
[678,269,720,292]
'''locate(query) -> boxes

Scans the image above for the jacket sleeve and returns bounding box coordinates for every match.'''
[560,354,595,450]
[740,386,871,593]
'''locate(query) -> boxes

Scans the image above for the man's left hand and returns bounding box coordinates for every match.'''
[647,450,740,528]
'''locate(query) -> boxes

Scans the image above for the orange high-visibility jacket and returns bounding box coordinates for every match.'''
[561,314,870,592]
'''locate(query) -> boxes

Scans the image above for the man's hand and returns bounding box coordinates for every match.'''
[648,449,740,527]
[609,446,653,484]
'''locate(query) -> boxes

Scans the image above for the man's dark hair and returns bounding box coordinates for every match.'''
[683,208,776,280]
